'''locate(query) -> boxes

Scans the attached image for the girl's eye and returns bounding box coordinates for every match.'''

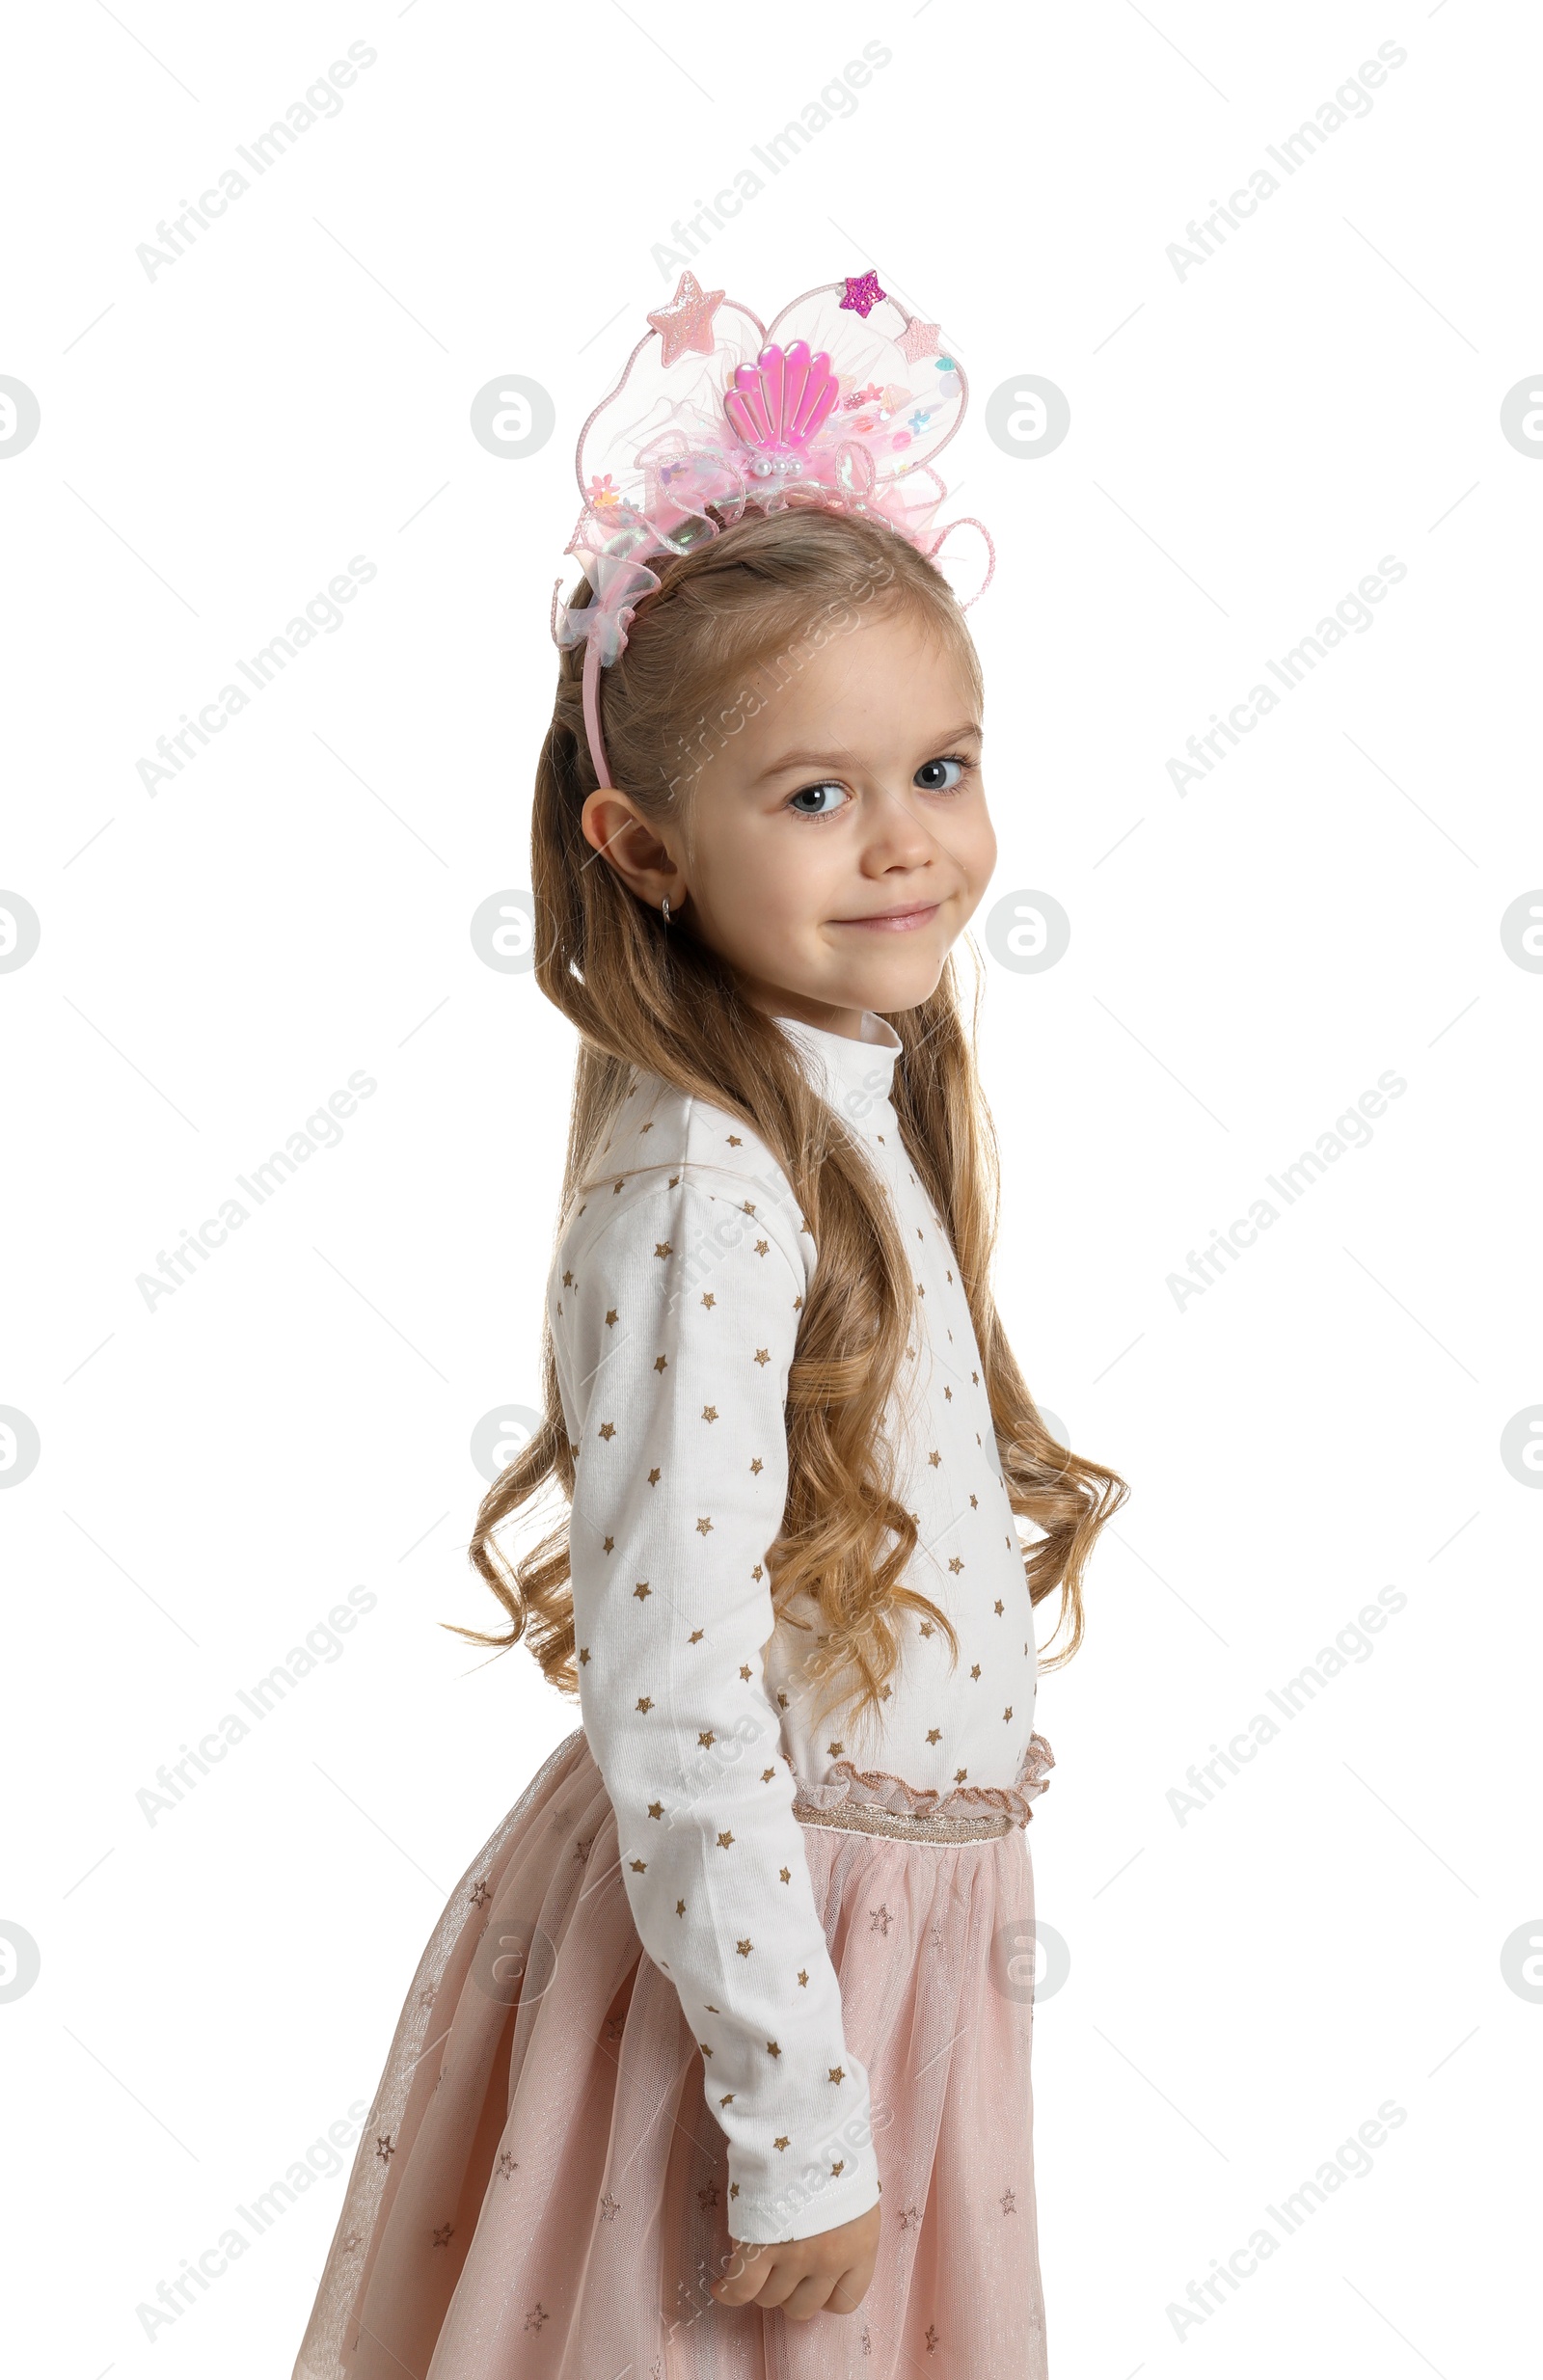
[914,755,973,793]
[787,782,849,820]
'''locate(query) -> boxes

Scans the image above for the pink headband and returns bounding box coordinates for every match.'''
[550,269,994,791]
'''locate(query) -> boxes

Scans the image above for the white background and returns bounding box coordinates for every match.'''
[3,1,1538,2372]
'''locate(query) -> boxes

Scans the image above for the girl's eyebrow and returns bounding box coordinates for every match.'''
[750,722,984,784]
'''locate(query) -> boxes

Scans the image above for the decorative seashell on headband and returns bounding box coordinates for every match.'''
[551,269,994,789]
[723,341,841,470]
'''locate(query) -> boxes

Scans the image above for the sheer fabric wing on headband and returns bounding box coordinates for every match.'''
[762,282,968,487]
[573,301,768,542]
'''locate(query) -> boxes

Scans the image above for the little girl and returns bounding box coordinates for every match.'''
[293,272,1125,2380]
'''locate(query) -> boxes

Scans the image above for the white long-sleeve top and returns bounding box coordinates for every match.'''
[548,1010,1041,2246]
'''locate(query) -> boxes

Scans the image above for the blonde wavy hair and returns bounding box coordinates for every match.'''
[450,502,1127,1736]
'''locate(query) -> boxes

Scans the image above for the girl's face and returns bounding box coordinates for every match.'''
[583,606,996,1040]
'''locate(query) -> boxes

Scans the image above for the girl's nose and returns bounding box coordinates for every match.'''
[857,781,945,870]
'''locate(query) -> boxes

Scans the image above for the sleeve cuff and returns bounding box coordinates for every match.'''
[727,2130,883,2246]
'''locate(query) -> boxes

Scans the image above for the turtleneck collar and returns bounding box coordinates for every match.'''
[774,1010,902,1124]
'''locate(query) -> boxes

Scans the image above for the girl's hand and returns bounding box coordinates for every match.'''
[710,2201,881,2319]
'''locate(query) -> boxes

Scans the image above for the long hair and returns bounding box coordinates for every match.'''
[448,501,1127,1736]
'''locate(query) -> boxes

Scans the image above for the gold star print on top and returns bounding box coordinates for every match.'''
[549,1008,1042,2250]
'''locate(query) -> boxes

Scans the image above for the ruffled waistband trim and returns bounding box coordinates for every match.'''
[790,1732,1055,1843]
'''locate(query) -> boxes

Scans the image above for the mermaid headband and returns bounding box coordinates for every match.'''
[551,268,995,791]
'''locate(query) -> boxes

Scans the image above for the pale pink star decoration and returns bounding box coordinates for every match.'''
[897,317,943,364]
[645,270,726,365]
[839,269,887,318]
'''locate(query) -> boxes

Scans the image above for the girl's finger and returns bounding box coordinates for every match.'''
[711,2243,776,2305]
[777,2271,839,2320]
[824,2259,867,2315]
[741,2256,804,2311]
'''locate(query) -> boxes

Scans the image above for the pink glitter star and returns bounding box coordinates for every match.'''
[646,270,725,366]
[897,316,942,364]
[840,270,887,319]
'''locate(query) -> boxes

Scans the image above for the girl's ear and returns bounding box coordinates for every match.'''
[580,788,688,913]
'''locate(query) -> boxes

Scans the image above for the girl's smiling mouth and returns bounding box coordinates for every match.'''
[829,902,941,933]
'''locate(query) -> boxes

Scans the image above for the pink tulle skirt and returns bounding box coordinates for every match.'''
[291,1725,1050,2379]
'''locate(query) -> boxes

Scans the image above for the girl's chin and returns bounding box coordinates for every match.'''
[838,955,950,1009]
